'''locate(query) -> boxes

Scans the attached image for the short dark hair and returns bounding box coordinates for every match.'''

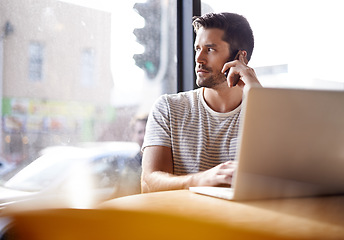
[192,12,254,61]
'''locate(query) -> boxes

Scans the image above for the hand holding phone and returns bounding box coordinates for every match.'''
[224,50,241,77]
[223,50,248,87]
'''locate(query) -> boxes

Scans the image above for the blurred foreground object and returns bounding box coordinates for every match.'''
[1,207,278,240]
[0,142,140,210]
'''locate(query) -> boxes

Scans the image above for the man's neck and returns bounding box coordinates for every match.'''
[203,84,243,113]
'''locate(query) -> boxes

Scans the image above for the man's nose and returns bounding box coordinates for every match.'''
[195,50,206,64]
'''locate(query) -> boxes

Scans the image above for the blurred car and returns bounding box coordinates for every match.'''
[0,159,15,180]
[0,141,140,209]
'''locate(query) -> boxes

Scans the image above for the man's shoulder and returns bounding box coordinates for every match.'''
[161,88,201,103]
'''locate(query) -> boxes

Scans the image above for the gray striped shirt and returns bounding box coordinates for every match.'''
[142,87,242,175]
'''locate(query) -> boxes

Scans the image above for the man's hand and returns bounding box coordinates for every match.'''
[221,50,261,89]
[190,161,237,187]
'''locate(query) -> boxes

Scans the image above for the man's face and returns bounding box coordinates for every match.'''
[132,120,146,148]
[194,28,230,88]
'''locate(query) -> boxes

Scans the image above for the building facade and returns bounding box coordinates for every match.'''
[0,0,113,164]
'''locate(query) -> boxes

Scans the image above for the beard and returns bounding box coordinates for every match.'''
[196,66,226,88]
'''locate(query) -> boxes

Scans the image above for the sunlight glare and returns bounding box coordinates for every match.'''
[66,163,95,209]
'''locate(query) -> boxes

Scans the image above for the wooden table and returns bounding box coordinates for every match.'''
[99,190,344,240]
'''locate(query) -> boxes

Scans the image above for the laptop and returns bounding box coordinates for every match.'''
[190,87,344,201]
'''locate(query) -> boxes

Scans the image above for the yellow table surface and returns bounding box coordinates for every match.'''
[99,189,344,240]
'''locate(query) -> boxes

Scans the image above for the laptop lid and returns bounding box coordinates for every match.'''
[191,87,344,201]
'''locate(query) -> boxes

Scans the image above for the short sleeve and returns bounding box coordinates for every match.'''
[142,95,172,151]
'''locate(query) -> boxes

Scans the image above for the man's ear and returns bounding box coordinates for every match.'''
[239,50,249,64]
[241,50,249,64]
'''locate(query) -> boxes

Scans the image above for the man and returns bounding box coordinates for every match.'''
[141,12,261,193]
[131,113,148,165]
[113,114,148,197]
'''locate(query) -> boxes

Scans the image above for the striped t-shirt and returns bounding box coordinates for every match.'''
[142,87,242,176]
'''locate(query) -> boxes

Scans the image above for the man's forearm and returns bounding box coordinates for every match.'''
[141,161,237,193]
[141,171,195,193]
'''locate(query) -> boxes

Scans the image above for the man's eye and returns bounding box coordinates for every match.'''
[208,48,215,52]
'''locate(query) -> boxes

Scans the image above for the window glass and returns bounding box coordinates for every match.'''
[0,0,176,181]
[29,42,44,81]
[80,48,95,87]
[201,0,344,90]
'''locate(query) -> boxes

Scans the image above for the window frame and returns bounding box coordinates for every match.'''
[176,0,200,92]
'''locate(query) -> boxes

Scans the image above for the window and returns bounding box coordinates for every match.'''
[0,0,177,177]
[28,42,44,81]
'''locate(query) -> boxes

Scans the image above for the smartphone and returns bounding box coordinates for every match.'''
[224,50,241,77]
[224,50,246,87]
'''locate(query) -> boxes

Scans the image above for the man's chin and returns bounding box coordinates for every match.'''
[196,77,225,88]
[196,78,207,88]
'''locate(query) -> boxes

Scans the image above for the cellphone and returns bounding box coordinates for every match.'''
[224,50,248,87]
[224,50,241,77]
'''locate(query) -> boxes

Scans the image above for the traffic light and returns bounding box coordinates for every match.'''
[133,0,161,79]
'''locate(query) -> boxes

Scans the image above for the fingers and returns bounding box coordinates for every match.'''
[216,161,237,185]
[224,55,260,89]
[219,160,238,169]
[195,161,237,187]
[222,52,248,88]
[221,51,247,72]
[215,170,234,186]
[217,166,236,177]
